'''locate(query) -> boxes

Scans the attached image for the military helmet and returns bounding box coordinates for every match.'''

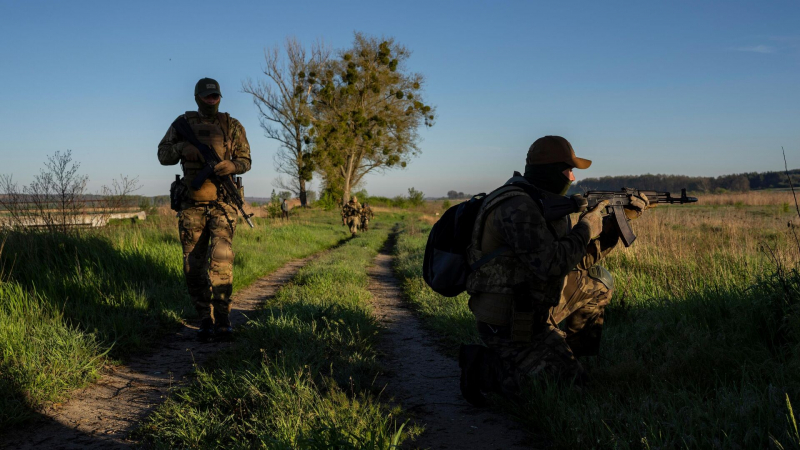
[527,136,591,169]
[195,78,222,98]
[351,196,358,203]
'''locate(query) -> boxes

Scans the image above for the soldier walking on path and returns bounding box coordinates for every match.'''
[158,77,252,341]
[281,198,290,220]
[360,202,374,232]
[342,195,362,236]
[460,135,651,405]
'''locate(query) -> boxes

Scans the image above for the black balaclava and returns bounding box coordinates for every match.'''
[196,95,219,117]
[524,161,573,196]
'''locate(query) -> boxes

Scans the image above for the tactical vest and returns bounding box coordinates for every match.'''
[181,111,232,202]
[343,202,361,217]
[465,178,568,309]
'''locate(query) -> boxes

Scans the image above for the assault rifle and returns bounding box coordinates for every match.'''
[540,188,698,247]
[171,117,255,228]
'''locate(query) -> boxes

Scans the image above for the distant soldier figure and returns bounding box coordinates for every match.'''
[281,198,290,220]
[459,135,651,406]
[157,77,252,341]
[360,202,374,231]
[342,196,362,236]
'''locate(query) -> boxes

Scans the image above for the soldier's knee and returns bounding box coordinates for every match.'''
[210,239,234,265]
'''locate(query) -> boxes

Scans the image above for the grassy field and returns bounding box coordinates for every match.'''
[0,208,349,429]
[135,214,416,449]
[393,193,800,449]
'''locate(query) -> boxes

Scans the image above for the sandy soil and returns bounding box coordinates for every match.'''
[368,237,534,450]
[2,255,317,450]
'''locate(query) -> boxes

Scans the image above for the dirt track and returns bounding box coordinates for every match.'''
[1,255,317,449]
[368,237,533,450]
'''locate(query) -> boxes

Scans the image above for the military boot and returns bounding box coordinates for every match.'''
[214,313,233,341]
[195,303,215,342]
[197,317,215,342]
[459,344,490,407]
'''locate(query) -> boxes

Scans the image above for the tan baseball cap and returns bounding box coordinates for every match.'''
[526,135,592,169]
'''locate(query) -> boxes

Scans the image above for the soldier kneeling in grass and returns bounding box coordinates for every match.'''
[459,136,652,405]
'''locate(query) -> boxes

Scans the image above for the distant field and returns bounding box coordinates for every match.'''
[0,208,350,429]
[696,190,800,206]
[394,197,800,449]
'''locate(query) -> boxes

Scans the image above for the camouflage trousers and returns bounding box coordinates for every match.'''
[346,215,361,235]
[478,267,612,393]
[360,217,370,231]
[178,202,237,321]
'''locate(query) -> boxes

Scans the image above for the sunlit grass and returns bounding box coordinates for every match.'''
[0,210,348,429]
[136,214,420,448]
[393,203,800,448]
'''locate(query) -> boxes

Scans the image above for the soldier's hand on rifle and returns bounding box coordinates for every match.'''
[179,142,202,162]
[214,160,236,176]
[571,194,588,213]
[624,193,650,221]
[579,200,609,239]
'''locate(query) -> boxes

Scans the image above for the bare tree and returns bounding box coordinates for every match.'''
[243,38,329,207]
[24,150,88,233]
[0,151,140,232]
[97,175,141,223]
[0,174,26,229]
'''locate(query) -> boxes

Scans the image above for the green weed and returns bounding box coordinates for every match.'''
[0,211,347,429]
[393,205,800,448]
[137,216,417,448]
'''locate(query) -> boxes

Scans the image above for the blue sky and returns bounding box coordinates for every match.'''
[1,0,798,198]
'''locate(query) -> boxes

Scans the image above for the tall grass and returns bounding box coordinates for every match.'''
[0,210,348,429]
[394,204,800,448]
[137,215,416,449]
[697,190,797,206]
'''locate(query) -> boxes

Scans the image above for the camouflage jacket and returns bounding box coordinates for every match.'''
[342,201,362,218]
[158,111,251,175]
[466,176,620,325]
[361,206,374,220]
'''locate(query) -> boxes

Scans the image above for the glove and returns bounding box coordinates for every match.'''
[214,160,237,176]
[624,193,651,221]
[579,200,609,240]
[179,142,202,162]
[571,194,588,213]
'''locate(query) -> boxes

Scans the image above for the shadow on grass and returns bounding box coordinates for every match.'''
[506,272,800,449]
[2,230,187,355]
[0,229,186,431]
[135,227,407,448]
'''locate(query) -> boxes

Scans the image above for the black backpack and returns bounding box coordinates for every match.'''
[422,194,486,297]
[422,176,541,297]
[422,175,581,297]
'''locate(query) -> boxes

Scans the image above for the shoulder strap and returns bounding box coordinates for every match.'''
[184,111,199,120]
[217,112,231,139]
[470,185,528,261]
[470,177,559,266]
[217,112,232,159]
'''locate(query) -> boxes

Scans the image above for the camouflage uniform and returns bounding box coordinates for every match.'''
[281,199,290,220]
[466,175,619,392]
[158,111,251,323]
[360,204,374,231]
[342,198,362,235]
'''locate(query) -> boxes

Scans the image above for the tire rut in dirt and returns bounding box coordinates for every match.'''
[368,235,533,449]
[1,255,319,450]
